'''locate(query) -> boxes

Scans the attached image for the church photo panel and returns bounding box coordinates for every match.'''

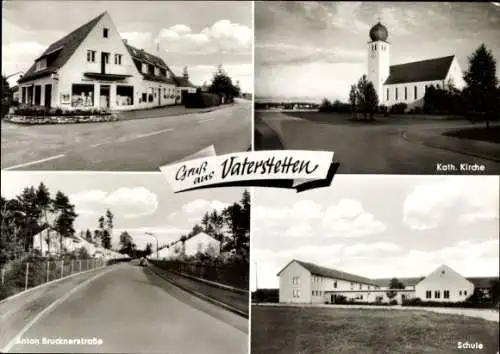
[254,1,500,175]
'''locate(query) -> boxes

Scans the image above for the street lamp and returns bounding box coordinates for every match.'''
[145,232,158,260]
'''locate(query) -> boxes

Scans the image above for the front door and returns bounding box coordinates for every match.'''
[44,84,52,108]
[100,85,110,108]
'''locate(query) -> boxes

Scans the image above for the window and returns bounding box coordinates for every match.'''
[35,58,47,71]
[334,281,337,289]
[414,86,417,99]
[87,50,96,63]
[444,290,450,299]
[359,284,362,290]
[114,54,122,65]
[459,291,462,296]
[147,88,154,102]
[103,28,109,38]
[395,87,398,101]
[71,84,94,108]
[142,93,147,102]
[404,86,407,100]
[293,289,300,298]
[292,276,300,285]
[312,290,315,296]
[434,290,440,299]
[164,88,167,99]
[387,88,389,101]
[116,85,133,106]
[426,290,431,299]
[464,290,467,296]
[374,44,377,50]
[103,53,109,64]
[142,63,147,73]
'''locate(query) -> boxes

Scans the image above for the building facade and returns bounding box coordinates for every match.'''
[277,260,495,305]
[184,232,220,257]
[367,21,466,109]
[17,12,196,112]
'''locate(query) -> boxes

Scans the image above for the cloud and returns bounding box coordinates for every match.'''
[253,198,386,239]
[120,32,153,50]
[181,199,229,215]
[156,20,252,55]
[403,177,499,230]
[70,187,158,219]
[1,41,46,79]
[344,242,401,256]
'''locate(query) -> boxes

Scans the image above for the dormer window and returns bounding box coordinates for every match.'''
[103,28,109,38]
[154,67,160,76]
[35,58,47,71]
[142,63,147,73]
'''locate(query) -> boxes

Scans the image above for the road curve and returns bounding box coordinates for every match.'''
[7,263,248,354]
[1,101,251,171]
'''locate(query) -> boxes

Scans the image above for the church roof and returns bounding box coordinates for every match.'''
[384,55,455,85]
[19,12,106,83]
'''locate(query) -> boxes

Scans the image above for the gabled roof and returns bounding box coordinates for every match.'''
[384,55,455,85]
[373,277,425,288]
[19,12,106,83]
[278,259,378,286]
[125,43,177,84]
[174,76,197,88]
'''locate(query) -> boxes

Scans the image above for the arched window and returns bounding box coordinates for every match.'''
[414,86,417,99]
[395,87,398,101]
[374,44,377,50]
[386,88,389,101]
[404,86,407,100]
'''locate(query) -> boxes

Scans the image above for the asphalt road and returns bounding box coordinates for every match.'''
[5,263,248,354]
[255,112,500,175]
[1,100,251,171]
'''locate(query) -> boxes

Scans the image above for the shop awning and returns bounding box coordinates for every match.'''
[83,72,132,81]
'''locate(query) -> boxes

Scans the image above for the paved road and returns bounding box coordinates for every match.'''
[5,263,248,353]
[1,101,251,171]
[256,112,500,175]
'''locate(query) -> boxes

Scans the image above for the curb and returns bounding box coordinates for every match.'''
[0,264,107,305]
[147,264,249,319]
[401,129,500,163]
[166,269,249,295]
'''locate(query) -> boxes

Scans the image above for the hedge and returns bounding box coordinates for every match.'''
[183,92,221,108]
[13,106,111,117]
[402,297,497,308]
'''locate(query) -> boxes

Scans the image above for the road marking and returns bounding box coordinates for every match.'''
[3,154,66,170]
[1,267,114,353]
[198,118,215,124]
[135,128,174,138]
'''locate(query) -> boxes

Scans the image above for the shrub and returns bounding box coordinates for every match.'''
[183,92,221,108]
[390,103,408,114]
[389,299,398,305]
[402,297,496,308]
[252,289,279,303]
[13,106,111,117]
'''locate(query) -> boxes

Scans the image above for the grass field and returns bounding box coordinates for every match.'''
[444,126,500,144]
[251,306,499,354]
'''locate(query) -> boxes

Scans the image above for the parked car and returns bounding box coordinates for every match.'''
[139,257,147,266]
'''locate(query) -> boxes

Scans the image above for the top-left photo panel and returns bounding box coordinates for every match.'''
[1,0,253,171]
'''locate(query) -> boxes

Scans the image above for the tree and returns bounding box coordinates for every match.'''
[85,229,93,243]
[208,65,240,102]
[318,98,333,112]
[100,209,113,250]
[1,75,12,119]
[35,182,52,254]
[349,84,357,116]
[16,186,42,253]
[463,44,498,128]
[119,231,133,255]
[52,191,78,256]
[221,190,250,262]
[144,243,153,257]
[489,279,499,306]
[354,75,379,120]
[386,278,405,299]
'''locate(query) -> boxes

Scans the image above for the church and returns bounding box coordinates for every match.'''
[367,21,466,109]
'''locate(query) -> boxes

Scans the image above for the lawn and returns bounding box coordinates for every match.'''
[443,126,500,144]
[251,306,499,354]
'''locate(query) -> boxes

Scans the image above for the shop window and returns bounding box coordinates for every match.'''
[116,85,133,106]
[71,84,94,108]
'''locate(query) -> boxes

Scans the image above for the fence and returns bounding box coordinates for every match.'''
[152,260,249,290]
[0,257,106,301]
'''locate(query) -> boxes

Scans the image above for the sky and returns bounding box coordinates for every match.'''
[255,1,500,102]
[1,171,246,251]
[251,175,499,291]
[2,0,253,93]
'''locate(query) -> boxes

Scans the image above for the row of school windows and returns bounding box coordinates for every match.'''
[386,84,442,101]
[425,290,467,299]
[294,275,375,290]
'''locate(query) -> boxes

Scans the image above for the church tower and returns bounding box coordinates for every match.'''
[367,21,390,104]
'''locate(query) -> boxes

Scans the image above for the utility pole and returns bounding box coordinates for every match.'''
[145,232,158,260]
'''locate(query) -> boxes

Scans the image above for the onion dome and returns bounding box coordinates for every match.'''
[369,22,388,42]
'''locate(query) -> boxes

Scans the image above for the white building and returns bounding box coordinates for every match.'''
[184,232,220,257]
[17,11,196,111]
[277,259,496,305]
[367,21,466,109]
[33,227,83,256]
[415,264,474,302]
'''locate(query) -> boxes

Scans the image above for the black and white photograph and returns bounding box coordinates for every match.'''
[251,175,499,353]
[254,2,500,175]
[1,1,252,171]
[0,171,250,353]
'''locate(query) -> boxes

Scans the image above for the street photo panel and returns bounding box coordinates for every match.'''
[254,2,500,175]
[0,171,249,353]
[1,1,253,171]
[251,175,499,354]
